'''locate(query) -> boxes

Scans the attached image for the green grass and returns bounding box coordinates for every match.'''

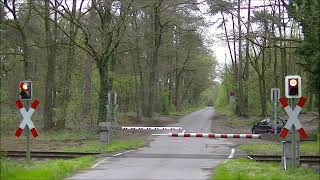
[239,143,281,155]
[3,130,98,141]
[239,140,320,155]
[62,139,145,153]
[38,130,98,141]
[212,158,319,180]
[0,156,95,180]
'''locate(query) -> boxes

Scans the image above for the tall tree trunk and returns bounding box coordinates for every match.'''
[244,0,251,113]
[147,1,162,118]
[131,47,142,120]
[237,0,245,116]
[58,0,77,129]
[261,48,267,116]
[43,0,57,130]
[278,0,286,94]
[174,50,180,108]
[97,57,110,122]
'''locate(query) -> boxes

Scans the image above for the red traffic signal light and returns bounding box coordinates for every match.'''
[288,78,299,95]
[19,81,32,100]
[285,76,301,98]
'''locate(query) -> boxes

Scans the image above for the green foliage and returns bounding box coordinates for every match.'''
[215,83,229,108]
[199,85,217,106]
[0,156,95,180]
[62,140,144,153]
[212,158,319,180]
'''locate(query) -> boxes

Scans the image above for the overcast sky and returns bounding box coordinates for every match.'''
[199,0,268,66]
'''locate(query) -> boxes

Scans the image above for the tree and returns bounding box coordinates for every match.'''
[287,0,320,131]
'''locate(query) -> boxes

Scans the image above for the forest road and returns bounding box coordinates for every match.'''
[67,107,232,180]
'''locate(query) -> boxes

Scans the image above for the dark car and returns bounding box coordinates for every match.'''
[252,118,286,134]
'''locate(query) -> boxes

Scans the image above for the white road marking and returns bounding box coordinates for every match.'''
[112,150,135,157]
[112,152,123,157]
[182,130,186,133]
[91,157,110,168]
[91,150,136,168]
[227,148,235,159]
[246,155,253,160]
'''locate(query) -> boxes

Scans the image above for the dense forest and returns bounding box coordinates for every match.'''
[0,0,319,133]
[211,0,319,132]
[0,0,216,132]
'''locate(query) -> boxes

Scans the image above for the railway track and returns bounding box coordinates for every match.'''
[247,155,320,164]
[1,151,100,159]
[1,150,319,164]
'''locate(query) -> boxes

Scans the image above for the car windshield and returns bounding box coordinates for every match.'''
[269,118,286,125]
[260,119,270,125]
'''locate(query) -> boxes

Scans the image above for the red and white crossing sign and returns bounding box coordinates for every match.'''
[279,96,307,139]
[15,99,40,138]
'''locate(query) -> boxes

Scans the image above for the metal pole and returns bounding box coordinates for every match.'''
[274,101,278,134]
[26,100,31,162]
[290,98,296,168]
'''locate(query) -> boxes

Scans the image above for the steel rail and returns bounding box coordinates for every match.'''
[247,154,320,164]
[1,151,100,159]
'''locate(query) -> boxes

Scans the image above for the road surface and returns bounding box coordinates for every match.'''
[67,107,233,180]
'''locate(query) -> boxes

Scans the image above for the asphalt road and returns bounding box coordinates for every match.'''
[67,107,233,180]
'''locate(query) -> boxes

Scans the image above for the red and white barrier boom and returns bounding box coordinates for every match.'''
[15,99,40,138]
[122,127,182,130]
[152,133,261,139]
[279,96,307,139]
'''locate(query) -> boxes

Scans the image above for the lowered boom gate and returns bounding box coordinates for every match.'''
[152,133,261,139]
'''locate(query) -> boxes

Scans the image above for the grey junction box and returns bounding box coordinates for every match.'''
[99,122,111,144]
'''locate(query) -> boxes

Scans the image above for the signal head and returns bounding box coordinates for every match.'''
[19,81,32,100]
[285,76,301,98]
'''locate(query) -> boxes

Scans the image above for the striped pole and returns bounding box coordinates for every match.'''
[122,127,182,130]
[15,99,40,138]
[152,133,261,139]
[279,96,307,139]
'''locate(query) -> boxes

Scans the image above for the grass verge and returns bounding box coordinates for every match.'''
[238,140,320,155]
[62,139,145,153]
[212,158,319,180]
[0,156,95,180]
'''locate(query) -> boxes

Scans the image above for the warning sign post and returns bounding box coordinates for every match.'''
[280,75,307,170]
[16,81,40,161]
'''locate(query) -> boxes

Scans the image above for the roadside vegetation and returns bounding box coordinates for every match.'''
[239,139,320,156]
[0,156,95,180]
[0,138,145,180]
[212,158,319,180]
[63,140,144,153]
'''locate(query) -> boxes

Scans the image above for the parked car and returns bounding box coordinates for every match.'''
[251,117,287,134]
